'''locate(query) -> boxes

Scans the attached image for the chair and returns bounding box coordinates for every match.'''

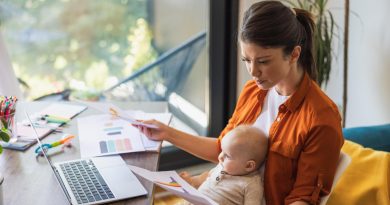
[319,152,351,205]
[101,31,207,102]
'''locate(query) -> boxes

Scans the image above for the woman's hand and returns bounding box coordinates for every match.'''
[133,119,171,141]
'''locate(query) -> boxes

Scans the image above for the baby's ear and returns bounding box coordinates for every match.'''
[245,160,256,172]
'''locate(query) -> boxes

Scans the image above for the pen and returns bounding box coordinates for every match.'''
[41,115,70,124]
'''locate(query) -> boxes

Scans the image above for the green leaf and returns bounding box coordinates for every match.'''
[0,145,2,154]
[0,130,11,142]
[0,118,7,129]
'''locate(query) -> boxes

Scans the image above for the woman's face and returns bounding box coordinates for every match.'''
[240,42,294,90]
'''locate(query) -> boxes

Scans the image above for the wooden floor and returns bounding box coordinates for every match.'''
[153,186,186,205]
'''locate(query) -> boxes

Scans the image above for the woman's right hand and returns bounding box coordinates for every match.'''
[133,119,171,141]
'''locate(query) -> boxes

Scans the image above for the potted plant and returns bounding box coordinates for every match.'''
[0,119,11,154]
[287,0,350,126]
[286,0,337,87]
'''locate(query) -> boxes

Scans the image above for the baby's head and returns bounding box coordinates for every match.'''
[218,125,268,176]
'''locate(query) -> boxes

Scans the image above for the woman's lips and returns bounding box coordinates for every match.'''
[256,80,266,85]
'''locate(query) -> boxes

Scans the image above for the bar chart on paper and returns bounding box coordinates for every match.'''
[99,138,132,154]
[78,115,145,158]
[99,124,131,153]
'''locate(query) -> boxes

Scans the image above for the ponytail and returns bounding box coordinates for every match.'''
[293,8,317,81]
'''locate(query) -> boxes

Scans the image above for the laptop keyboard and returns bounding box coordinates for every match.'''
[60,160,115,204]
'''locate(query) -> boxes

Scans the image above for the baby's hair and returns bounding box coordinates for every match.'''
[226,125,268,168]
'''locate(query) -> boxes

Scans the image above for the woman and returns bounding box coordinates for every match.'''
[136,1,344,204]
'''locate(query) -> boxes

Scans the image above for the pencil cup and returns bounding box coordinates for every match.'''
[0,113,17,143]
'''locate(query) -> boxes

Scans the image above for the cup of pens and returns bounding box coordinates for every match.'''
[0,96,17,151]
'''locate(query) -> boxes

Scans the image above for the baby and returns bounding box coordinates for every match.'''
[197,125,268,205]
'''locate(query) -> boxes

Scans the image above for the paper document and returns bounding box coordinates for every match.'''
[17,103,87,140]
[15,122,52,141]
[38,103,87,119]
[78,111,172,158]
[128,165,217,205]
[77,101,158,128]
[127,110,172,150]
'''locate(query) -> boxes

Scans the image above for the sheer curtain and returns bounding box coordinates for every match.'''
[0,31,22,99]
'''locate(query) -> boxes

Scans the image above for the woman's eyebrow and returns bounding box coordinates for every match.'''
[256,55,272,59]
[241,55,272,60]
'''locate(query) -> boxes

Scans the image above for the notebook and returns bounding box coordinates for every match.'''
[1,103,87,151]
[26,111,147,204]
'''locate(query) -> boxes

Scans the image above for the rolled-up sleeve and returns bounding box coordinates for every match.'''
[285,111,344,205]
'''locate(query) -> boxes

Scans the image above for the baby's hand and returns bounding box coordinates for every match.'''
[179,171,194,185]
[179,171,209,189]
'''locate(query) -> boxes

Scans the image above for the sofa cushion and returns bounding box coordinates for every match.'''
[326,140,390,205]
[343,124,390,152]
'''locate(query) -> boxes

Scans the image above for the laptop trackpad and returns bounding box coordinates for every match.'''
[92,155,147,199]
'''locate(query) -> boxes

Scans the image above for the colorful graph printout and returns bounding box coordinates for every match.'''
[99,138,132,154]
[78,109,172,158]
[78,114,145,158]
[103,126,123,136]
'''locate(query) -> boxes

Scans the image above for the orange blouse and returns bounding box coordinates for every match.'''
[217,73,344,205]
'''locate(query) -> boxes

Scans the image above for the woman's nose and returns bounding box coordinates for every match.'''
[248,63,260,77]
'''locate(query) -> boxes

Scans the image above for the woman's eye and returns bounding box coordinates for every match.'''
[257,60,268,64]
[241,58,249,63]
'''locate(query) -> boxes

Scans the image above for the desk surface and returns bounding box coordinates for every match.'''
[0,101,168,205]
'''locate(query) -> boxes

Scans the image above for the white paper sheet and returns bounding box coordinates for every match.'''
[38,103,87,119]
[128,165,217,205]
[78,111,171,157]
[76,101,158,128]
[126,110,172,151]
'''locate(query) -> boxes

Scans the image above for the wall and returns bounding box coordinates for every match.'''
[238,0,390,128]
[341,0,390,127]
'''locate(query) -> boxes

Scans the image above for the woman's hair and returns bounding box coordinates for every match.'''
[240,1,317,81]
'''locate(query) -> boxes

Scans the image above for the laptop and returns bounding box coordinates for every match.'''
[25,111,147,205]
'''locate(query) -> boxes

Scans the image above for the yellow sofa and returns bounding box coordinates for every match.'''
[327,140,390,205]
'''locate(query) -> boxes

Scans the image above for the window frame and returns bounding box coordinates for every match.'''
[159,0,238,170]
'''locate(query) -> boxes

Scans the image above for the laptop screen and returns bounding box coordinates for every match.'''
[25,111,72,204]
[25,111,56,167]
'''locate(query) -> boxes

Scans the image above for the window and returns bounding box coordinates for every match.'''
[0,0,158,100]
[0,0,238,170]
